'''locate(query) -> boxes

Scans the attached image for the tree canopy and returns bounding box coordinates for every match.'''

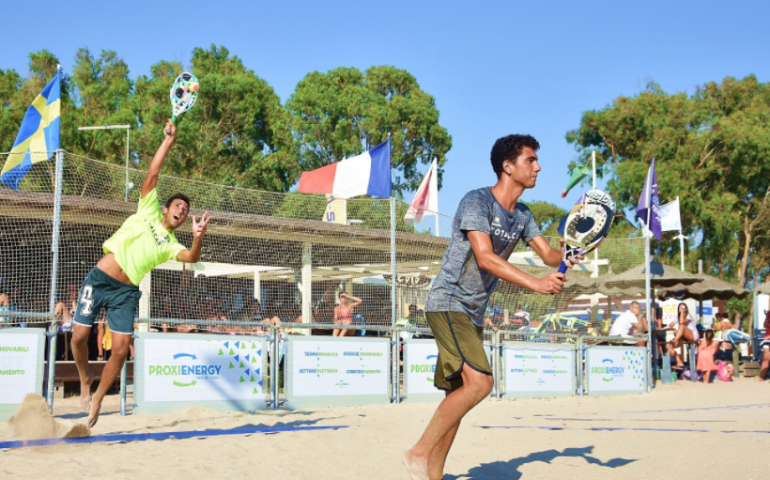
[286,66,452,197]
[1,47,452,198]
[567,75,770,286]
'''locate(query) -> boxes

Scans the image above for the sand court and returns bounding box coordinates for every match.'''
[1,379,768,480]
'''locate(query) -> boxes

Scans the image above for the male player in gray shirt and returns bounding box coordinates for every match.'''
[403,134,580,480]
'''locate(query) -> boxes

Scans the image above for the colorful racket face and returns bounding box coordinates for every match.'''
[169,72,199,123]
[558,189,616,274]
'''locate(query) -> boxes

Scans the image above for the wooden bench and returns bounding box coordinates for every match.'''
[47,361,134,382]
[46,361,134,398]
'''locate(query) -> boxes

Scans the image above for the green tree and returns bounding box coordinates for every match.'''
[566,76,770,285]
[286,66,452,196]
[0,67,23,151]
[132,45,298,191]
[68,48,135,163]
[525,201,565,237]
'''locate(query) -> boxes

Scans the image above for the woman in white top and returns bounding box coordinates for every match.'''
[668,302,699,369]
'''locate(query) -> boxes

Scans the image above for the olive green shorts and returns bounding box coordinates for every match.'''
[426,311,492,392]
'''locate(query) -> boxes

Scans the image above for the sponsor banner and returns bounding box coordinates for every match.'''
[503,345,574,394]
[0,330,42,404]
[142,336,266,403]
[288,338,388,398]
[586,347,646,393]
[697,300,713,326]
[404,341,439,396]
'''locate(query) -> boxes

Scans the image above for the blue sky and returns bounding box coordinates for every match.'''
[2,0,769,219]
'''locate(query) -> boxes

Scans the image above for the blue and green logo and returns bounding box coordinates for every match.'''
[149,340,263,394]
[410,354,437,382]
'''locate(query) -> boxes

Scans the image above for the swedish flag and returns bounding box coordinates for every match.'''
[1,70,61,191]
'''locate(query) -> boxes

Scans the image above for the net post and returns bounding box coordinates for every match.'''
[124,128,130,202]
[272,325,280,409]
[392,329,401,403]
[390,196,400,402]
[645,233,653,392]
[120,359,127,415]
[390,196,397,327]
[577,336,584,396]
[492,330,500,398]
[302,243,312,336]
[45,149,65,413]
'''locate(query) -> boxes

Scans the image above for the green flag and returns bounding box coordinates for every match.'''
[562,164,591,198]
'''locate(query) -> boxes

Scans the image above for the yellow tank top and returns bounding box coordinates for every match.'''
[102,188,186,285]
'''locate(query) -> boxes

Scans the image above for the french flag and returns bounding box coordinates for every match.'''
[298,140,391,199]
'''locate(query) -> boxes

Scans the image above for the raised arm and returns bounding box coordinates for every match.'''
[141,119,176,198]
[343,293,362,308]
[468,231,566,294]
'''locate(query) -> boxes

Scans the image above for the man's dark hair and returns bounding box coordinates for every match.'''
[165,193,191,209]
[490,134,540,178]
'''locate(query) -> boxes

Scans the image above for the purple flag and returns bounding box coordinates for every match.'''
[636,158,661,240]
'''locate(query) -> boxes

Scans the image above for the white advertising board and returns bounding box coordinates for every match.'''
[502,343,575,397]
[285,337,390,408]
[0,329,45,420]
[135,333,267,414]
[585,346,646,395]
[697,300,714,326]
[403,340,442,401]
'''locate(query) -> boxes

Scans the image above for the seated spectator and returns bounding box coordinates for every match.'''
[697,329,720,383]
[416,308,427,326]
[511,305,531,326]
[9,287,29,312]
[759,311,770,383]
[334,293,362,337]
[483,299,504,330]
[609,301,646,346]
[255,299,285,335]
[0,293,9,327]
[716,312,751,360]
[201,303,226,333]
[667,302,699,369]
[286,306,309,335]
[54,301,73,333]
[97,313,110,361]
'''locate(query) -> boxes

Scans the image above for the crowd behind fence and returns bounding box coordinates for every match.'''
[0,151,652,411]
[0,151,646,330]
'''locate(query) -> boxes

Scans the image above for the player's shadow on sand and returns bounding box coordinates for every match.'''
[444,446,636,480]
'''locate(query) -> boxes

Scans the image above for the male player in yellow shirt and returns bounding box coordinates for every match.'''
[71,120,212,427]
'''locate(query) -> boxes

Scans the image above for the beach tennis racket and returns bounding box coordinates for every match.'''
[558,189,616,274]
[165,72,199,133]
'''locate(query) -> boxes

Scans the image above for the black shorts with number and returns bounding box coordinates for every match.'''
[73,267,141,335]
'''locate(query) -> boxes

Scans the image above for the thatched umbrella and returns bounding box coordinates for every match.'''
[757,283,770,295]
[599,261,703,294]
[658,273,749,300]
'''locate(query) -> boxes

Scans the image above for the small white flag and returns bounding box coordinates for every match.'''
[404,158,438,224]
[660,197,682,232]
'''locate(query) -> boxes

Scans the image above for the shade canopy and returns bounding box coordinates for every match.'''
[599,261,702,294]
[658,272,749,300]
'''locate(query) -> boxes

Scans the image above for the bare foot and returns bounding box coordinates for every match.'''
[86,396,102,428]
[402,450,429,480]
[79,374,93,411]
